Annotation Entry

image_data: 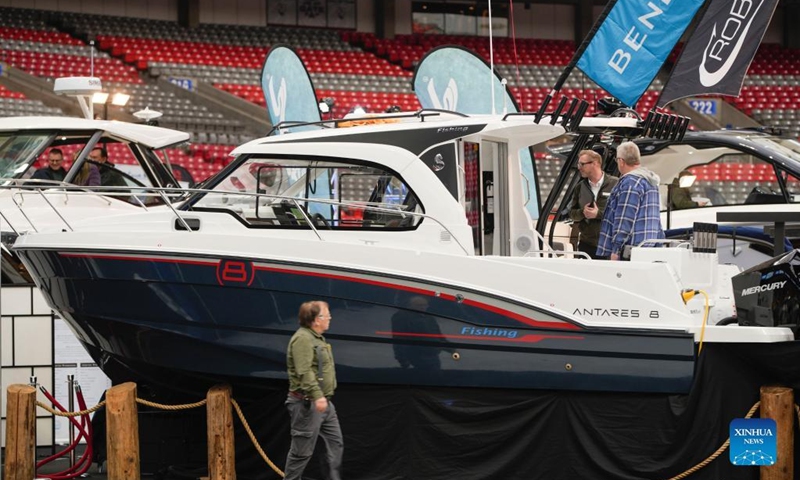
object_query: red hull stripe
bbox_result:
[375,331,584,343]
[60,252,218,267]
[56,252,582,331]
[254,267,581,331]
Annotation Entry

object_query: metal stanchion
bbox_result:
[67,374,76,469]
[29,375,38,463]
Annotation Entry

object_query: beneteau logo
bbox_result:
[216,260,255,286]
[267,75,288,124]
[741,280,786,296]
[426,77,459,111]
[699,0,765,87]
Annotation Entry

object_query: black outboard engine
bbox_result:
[732,250,800,328]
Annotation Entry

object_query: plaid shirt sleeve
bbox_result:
[610,185,642,253]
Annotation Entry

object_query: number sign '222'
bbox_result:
[688,99,718,116]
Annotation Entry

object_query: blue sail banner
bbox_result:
[261,44,321,133]
[575,0,704,107]
[413,46,541,218]
[414,46,517,115]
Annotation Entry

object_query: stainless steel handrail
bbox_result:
[637,239,692,248]
[158,190,192,232]
[1,185,471,255]
[0,210,19,236]
[523,249,591,259]
[35,189,73,232]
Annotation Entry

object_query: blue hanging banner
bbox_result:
[261,44,321,133]
[413,46,541,218]
[575,0,705,107]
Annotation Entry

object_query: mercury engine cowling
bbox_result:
[732,250,800,328]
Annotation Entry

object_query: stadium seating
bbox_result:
[3,5,800,190]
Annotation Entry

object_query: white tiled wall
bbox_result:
[14,316,53,365]
[1,286,33,316]
[1,285,54,448]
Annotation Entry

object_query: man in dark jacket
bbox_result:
[569,150,618,259]
[31,148,67,183]
[88,147,126,187]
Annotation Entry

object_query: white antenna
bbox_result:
[89,40,95,77]
[53,77,102,119]
[488,0,495,115]
[133,106,163,122]
[501,78,508,115]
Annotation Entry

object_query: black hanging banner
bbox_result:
[658,0,780,107]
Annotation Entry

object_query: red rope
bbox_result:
[509,0,523,111]
[36,386,94,479]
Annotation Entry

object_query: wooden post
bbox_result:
[207,384,236,480]
[4,385,36,480]
[761,386,794,480]
[106,382,140,480]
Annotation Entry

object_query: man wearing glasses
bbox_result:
[568,150,618,259]
[31,148,68,183]
[284,300,343,480]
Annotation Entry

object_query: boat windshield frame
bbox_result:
[0,127,187,195]
[0,131,57,182]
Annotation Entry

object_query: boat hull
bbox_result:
[19,248,697,395]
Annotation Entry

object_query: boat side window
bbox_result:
[194,157,422,229]
[93,142,154,188]
[30,137,92,184]
[684,154,783,208]
[779,170,800,203]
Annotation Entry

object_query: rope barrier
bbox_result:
[135,397,207,410]
[665,401,761,480]
[33,387,795,480]
[36,400,106,417]
[231,398,286,478]
[37,393,283,476]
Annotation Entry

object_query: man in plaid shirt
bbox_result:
[596,141,665,260]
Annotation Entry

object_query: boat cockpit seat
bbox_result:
[272,200,301,226]
[273,200,330,228]
[379,193,421,228]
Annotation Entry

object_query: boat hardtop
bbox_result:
[0,116,190,148]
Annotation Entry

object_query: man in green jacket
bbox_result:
[284,300,342,480]
[670,170,707,210]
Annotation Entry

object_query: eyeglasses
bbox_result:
[317,314,332,320]
[578,161,594,167]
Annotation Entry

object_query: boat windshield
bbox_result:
[194,156,422,229]
[750,136,800,164]
[0,132,53,182]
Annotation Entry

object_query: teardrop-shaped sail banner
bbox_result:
[413,46,540,218]
[261,44,322,134]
